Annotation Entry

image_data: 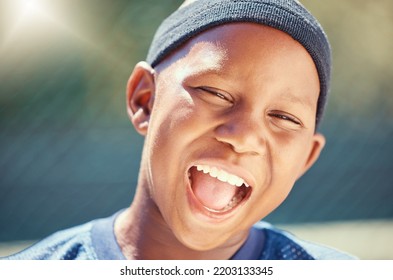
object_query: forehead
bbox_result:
[184,23,305,71]
[157,23,319,96]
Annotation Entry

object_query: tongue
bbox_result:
[190,168,238,210]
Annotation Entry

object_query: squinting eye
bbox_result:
[197,87,234,103]
[272,114,300,124]
[268,111,303,127]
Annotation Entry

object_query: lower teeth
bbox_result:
[223,190,246,211]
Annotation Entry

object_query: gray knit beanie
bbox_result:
[146,0,331,126]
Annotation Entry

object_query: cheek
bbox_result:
[150,98,197,149]
[149,85,220,150]
[270,133,314,183]
[145,91,202,188]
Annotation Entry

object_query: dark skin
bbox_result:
[115,23,325,260]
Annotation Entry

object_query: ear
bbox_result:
[297,133,326,179]
[126,61,155,136]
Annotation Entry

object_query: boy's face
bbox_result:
[128,23,325,251]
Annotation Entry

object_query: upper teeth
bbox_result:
[195,165,250,187]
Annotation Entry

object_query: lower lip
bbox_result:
[185,174,250,223]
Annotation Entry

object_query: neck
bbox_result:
[114,181,248,260]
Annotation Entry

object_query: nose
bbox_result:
[214,112,266,155]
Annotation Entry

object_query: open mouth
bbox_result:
[188,165,252,213]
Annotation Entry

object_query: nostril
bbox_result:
[232,145,260,156]
[215,132,263,156]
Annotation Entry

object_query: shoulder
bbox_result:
[4,222,97,260]
[252,221,356,260]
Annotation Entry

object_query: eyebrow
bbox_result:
[186,67,223,78]
[277,92,316,111]
[179,64,229,86]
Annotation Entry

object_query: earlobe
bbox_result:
[126,61,155,136]
[298,133,326,178]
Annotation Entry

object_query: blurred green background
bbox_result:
[1,0,392,258]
